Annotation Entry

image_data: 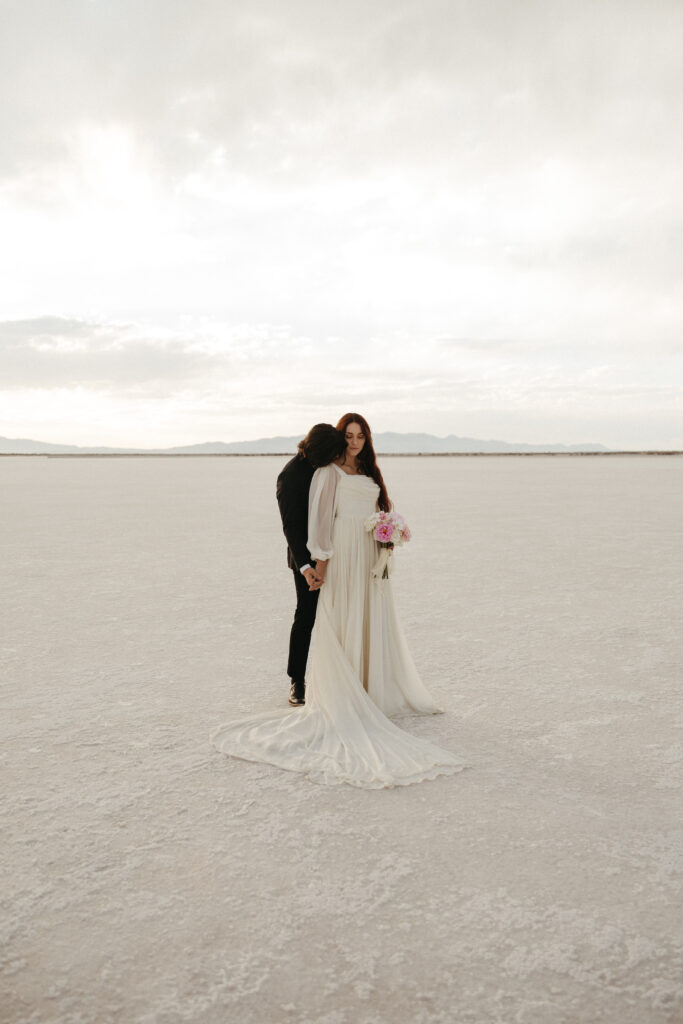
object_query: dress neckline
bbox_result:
[333,464,378,488]
[334,463,364,478]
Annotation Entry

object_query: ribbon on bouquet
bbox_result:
[370,546,394,580]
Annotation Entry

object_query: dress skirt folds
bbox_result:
[210,465,467,788]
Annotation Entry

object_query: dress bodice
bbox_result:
[333,465,380,519]
[307,463,379,561]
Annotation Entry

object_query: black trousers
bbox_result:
[287,568,319,681]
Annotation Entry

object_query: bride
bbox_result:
[211,413,467,789]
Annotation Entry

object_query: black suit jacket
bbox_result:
[276,454,315,571]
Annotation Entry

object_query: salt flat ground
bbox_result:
[1,455,682,1024]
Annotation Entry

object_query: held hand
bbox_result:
[303,567,323,591]
[315,559,328,583]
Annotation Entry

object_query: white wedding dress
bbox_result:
[211,464,467,788]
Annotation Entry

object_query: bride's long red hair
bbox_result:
[336,412,391,512]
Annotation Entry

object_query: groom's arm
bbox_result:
[276,470,312,572]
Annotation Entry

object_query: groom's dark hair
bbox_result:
[297,423,345,468]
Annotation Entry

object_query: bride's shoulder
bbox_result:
[312,463,340,482]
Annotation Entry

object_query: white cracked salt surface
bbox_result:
[1,454,682,1024]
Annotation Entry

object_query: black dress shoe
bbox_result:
[288,679,306,706]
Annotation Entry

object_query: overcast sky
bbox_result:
[1,0,681,447]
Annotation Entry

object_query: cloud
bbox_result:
[0,315,320,389]
[1,1,681,448]
[3,0,681,188]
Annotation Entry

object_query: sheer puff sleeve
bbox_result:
[307,465,338,560]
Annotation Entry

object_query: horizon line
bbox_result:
[3,451,682,459]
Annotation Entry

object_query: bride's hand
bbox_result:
[303,567,322,591]
[315,559,328,583]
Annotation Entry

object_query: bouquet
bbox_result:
[364,510,412,579]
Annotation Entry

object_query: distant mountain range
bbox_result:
[0,433,611,454]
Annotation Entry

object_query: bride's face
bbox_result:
[344,422,366,457]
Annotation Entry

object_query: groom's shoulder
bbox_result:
[278,454,302,480]
[277,454,312,488]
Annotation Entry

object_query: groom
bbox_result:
[276,423,345,706]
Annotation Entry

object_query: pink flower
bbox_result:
[402,525,412,542]
[376,523,395,543]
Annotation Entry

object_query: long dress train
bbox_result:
[210,464,467,788]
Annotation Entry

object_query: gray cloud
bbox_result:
[3,0,681,186]
[0,317,201,387]
[3,1,680,301]
[0,316,316,389]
